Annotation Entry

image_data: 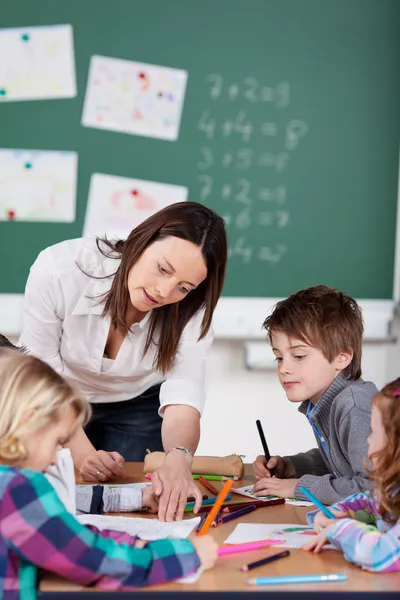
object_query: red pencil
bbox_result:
[198,475,219,496]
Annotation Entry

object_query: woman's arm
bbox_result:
[67,426,125,482]
[152,405,201,522]
[19,248,64,372]
[152,312,213,522]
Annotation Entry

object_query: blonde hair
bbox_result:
[0,349,91,461]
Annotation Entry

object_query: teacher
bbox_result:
[20,201,227,521]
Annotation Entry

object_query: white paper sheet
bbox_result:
[232,485,314,507]
[0,24,76,101]
[0,149,77,222]
[77,514,200,541]
[83,172,187,238]
[81,55,187,140]
[224,523,335,549]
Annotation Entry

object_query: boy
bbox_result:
[0,334,158,514]
[252,285,376,504]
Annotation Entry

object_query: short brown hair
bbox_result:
[263,285,363,380]
[89,201,227,374]
[370,379,400,524]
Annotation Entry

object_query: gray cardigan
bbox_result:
[285,376,377,504]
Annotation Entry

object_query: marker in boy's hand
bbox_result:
[253,455,296,480]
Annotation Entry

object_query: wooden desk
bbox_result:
[40,463,400,593]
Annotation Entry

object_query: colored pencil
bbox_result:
[198,475,219,495]
[198,479,233,536]
[145,473,233,481]
[211,508,223,528]
[247,573,347,586]
[195,512,207,533]
[299,487,335,519]
[188,494,208,502]
[192,474,235,481]
[219,504,257,524]
[218,539,283,556]
[241,550,290,572]
[185,494,231,508]
[222,498,285,511]
[185,497,285,514]
[256,419,275,476]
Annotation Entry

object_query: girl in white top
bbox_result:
[20,201,227,521]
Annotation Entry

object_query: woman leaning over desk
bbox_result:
[20,201,227,521]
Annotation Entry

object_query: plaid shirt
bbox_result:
[307,490,400,572]
[0,466,200,599]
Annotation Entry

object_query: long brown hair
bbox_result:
[95,201,227,373]
[369,378,400,524]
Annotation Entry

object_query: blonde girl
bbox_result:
[0,349,216,597]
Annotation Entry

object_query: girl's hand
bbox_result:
[302,530,331,553]
[152,450,202,522]
[142,486,159,513]
[191,535,218,571]
[79,450,125,482]
[313,508,349,532]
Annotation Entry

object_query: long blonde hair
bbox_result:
[0,349,90,461]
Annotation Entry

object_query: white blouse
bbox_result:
[20,238,213,415]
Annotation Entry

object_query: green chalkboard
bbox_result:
[1,0,400,298]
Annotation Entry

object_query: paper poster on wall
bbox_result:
[83,172,188,238]
[0,24,76,102]
[81,55,188,141]
[0,149,77,222]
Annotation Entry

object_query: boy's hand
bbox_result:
[191,535,218,571]
[313,508,348,532]
[252,477,298,498]
[253,455,296,480]
[142,486,159,513]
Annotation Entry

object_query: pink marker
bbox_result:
[218,539,283,556]
[145,474,152,480]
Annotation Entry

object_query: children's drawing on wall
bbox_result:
[83,173,188,239]
[0,149,77,222]
[81,55,188,140]
[0,24,76,101]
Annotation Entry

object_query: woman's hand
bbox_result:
[79,450,126,482]
[151,450,202,522]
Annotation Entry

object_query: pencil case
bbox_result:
[143,452,244,479]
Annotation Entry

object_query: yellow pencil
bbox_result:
[198,479,233,536]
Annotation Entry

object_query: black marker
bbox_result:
[256,419,275,477]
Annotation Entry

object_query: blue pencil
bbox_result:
[300,487,335,519]
[247,573,347,585]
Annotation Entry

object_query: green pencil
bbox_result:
[192,474,234,481]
